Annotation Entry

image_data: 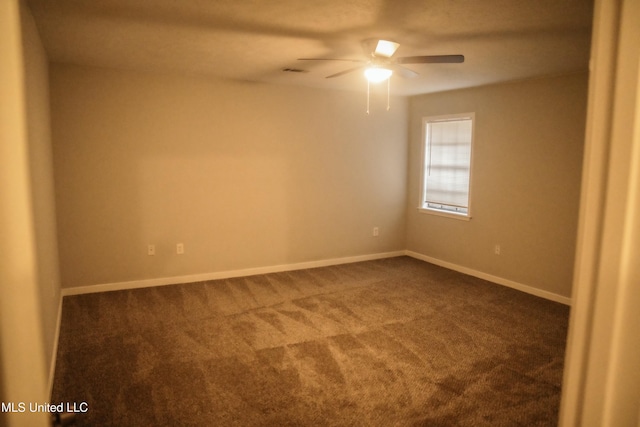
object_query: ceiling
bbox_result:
[27,0,594,96]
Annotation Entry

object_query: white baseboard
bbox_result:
[404,250,572,306]
[60,249,571,306]
[61,251,406,296]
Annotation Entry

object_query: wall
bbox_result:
[560,0,640,423]
[406,74,588,299]
[50,64,408,289]
[0,0,50,424]
[21,1,61,389]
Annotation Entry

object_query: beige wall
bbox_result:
[406,73,588,298]
[0,0,51,424]
[50,65,587,298]
[560,0,640,423]
[21,2,61,387]
[50,64,409,288]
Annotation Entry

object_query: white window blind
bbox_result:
[422,115,473,216]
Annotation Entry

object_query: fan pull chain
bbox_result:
[366,80,370,115]
[366,77,391,114]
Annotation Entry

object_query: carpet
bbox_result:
[51,256,569,426]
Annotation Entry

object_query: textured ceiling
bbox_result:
[27,0,594,96]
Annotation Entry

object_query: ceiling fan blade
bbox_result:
[391,65,419,79]
[396,55,465,64]
[326,66,365,79]
[298,58,364,63]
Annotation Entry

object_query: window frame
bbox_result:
[418,112,475,220]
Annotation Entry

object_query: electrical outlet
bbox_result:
[494,244,501,255]
[373,227,379,237]
[148,244,155,256]
[176,243,184,255]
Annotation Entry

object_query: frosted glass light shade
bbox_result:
[374,40,400,57]
[364,67,392,83]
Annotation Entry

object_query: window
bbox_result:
[419,113,474,219]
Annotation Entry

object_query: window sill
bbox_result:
[417,207,471,221]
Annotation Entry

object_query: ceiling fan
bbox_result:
[298,39,464,82]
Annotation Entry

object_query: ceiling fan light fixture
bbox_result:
[364,67,393,83]
[374,40,400,58]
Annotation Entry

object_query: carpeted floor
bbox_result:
[51,256,570,426]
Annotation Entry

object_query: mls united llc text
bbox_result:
[1,401,88,413]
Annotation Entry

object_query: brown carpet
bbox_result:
[52,256,569,426]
